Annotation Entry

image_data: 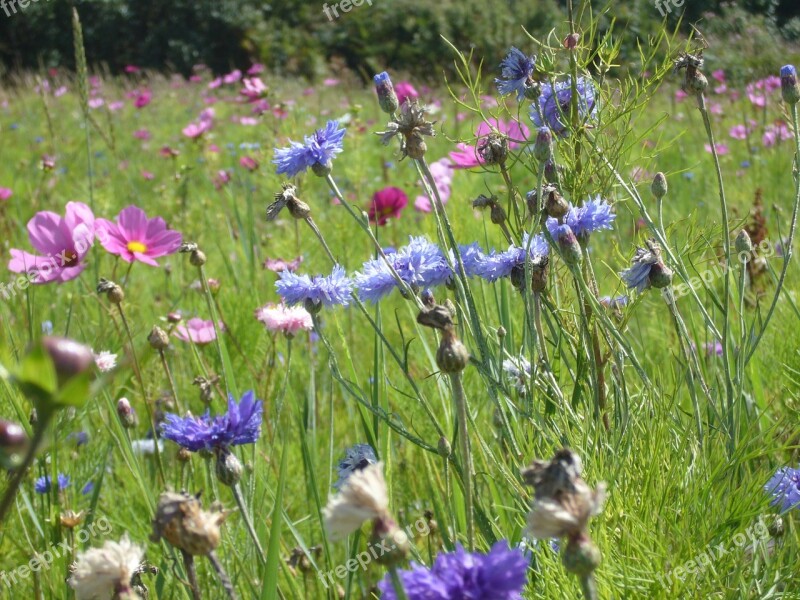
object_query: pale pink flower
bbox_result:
[711,69,726,83]
[729,124,748,140]
[94,351,117,372]
[415,157,453,212]
[255,304,313,337]
[704,143,729,155]
[174,318,221,345]
[0,187,11,201]
[88,98,104,109]
[133,129,151,141]
[323,78,340,87]
[182,120,212,139]
[240,78,267,101]
[223,69,242,85]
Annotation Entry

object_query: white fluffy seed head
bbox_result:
[323,461,389,541]
[68,533,144,600]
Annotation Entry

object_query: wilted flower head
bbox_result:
[161,391,263,452]
[323,461,389,540]
[522,448,606,540]
[674,52,708,96]
[273,120,346,177]
[765,466,800,513]
[151,491,232,556]
[376,100,436,160]
[495,47,537,101]
[334,444,378,490]
[67,534,144,600]
[354,237,451,302]
[255,303,313,336]
[378,541,529,600]
[531,76,597,137]
[276,265,353,311]
[266,183,312,221]
[620,239,673,292]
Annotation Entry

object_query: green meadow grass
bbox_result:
[0,44,799,599]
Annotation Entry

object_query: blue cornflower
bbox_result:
[495,47,536,101]
[451,243,488,278]
[334,444,378,490]
[276,265,353,309]
[68,431,89,447]
[161,391,263,452]
[530,76,597,137]
[273,120,346,177]
[378,541,529,600]
[474,233,548,282]
[81,481,95,496]
[546,196,616,239]
[35,474,70,494]
[765,466,800,513]
[599,295,629,310]
[354,237,452,303]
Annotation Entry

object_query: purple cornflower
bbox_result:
[35,474,70,494]
[474,233,548,282]
[495,47,536,101]
[547,196,616,239]
[765,466,800,513]
[334,443,378,490]
[354,237,452,303]
[530,76,597,137]
[161,391,263,452]
[273,120,346,177]
[378,541,529,600]
[276,265,353,309]
[452,243,488,278]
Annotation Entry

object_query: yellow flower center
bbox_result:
[127,241,147,254]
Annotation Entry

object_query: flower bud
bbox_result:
[288,197,312,220]
[497,326,507,340]
[436,333,470,374]
[437,436,451,458]
[490,202,507,226]
[735,230,753,255]
[373,72,400,115]
[651,172,667,200]
[562,535,601,578]
[544,159,559,183]
[117,398,138,429]
[148,326,170,350]
[781,65,800,105]
[533,127,553,162]
[42,337,94,385]
[555,225,583,267]
[420,288,436,309]
[0,420,28,451]
[215,449,243,487]
[311,160,332,178]
[167,312,183,324]
[177,447,192,463]
[563,33,580,50]
[545,186,569,220]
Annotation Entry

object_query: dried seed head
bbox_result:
[371,514,410,566]
[97,278,125,304]
[150,491,231,556]
[148,326,170,350]
[477,132,508,166]
[436,332,470,373]
[376,100,436,161]
[60,509,87,529]
[544,185,569,220]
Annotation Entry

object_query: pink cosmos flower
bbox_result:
[141,170,155,181]
[255,304,313,337]
[709,103,723,115]
[199,108,215,123]
[395,81,418,106]
[54,86,68,98]
[240,78,267,101]
[263,256,304,273]
[214,170,232,190]
[8,201,95,284]
[711,69,725,83]
[109,101,125,111]
[174,318,221,345]
[675,89,688,102]
[704,143,729,155]
[763,122,794,148]
[449,118,530,169]
[729,124,748,140]
[0,187,12,201]
[714,84,727,95]
[134,90,152,109]
[323,78,340,87]
[368,187,408,226]
[208,77,223,89]
[223,70,242,85]
[629,166,655,183]
[239,156,258,171]
[239,117,258,126]
[415,157,453,212]
[88,98,104,109]
[125,65,141,74]
[133,129,151,141]
[95,205,182,266]
[182,120,212,139]
[247,63,265,75]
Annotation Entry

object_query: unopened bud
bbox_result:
[437,436,451,458]
[651,172,667,200]
[215,449,243,487]
[781,65,800,105]
[735,230,753,255]
[436,333,470,373]
[177,447,192,463]
[545,186,569,220]
[563,33,580,49]
[148,326,170,350]
[555,225,583,266]
[533,127,554,162]
[167,312,183,324]
[490,202,507,225]
[42,337,94,385]
[117,398,137,428]
[648,262,673,289]
[373,72,400,115]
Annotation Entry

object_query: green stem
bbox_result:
[208,551,238,600]
[304,217,338,264]
[579,573,598,600]
[449,371,474,550]
[199,264,233,396]
[388,566,409,600]
[159,349,182,412]
[231,483,267,566]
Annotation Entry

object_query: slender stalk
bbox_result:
[159,349,182,412]
[117,304,166,483]
[579,574,598,600]
[180,550,202,600]
[744,102,800,365]
[199,264,233,396]
[0,410,53,525]
[388,567,409,600]
[304,217,338,264]
[697,92,734,428]
[208,551,238,600]
[449,371,474,550]
[231,483,267,565]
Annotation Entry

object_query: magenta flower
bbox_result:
[368,187,408,226]
[729,124,748,140]
[134,90,152,109]
[174,318,221,345]
[704,142,729,155]
[8,202,95,284]
[133,129,151,141]
[182,120,212,139]
[239,156,258,171]
[0,187,12,201]
[395,81,419,105]
[240,78,267,102]
[95,205,182,266]
[223,69,242,85]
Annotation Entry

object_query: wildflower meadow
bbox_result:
[1,4,800,599]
